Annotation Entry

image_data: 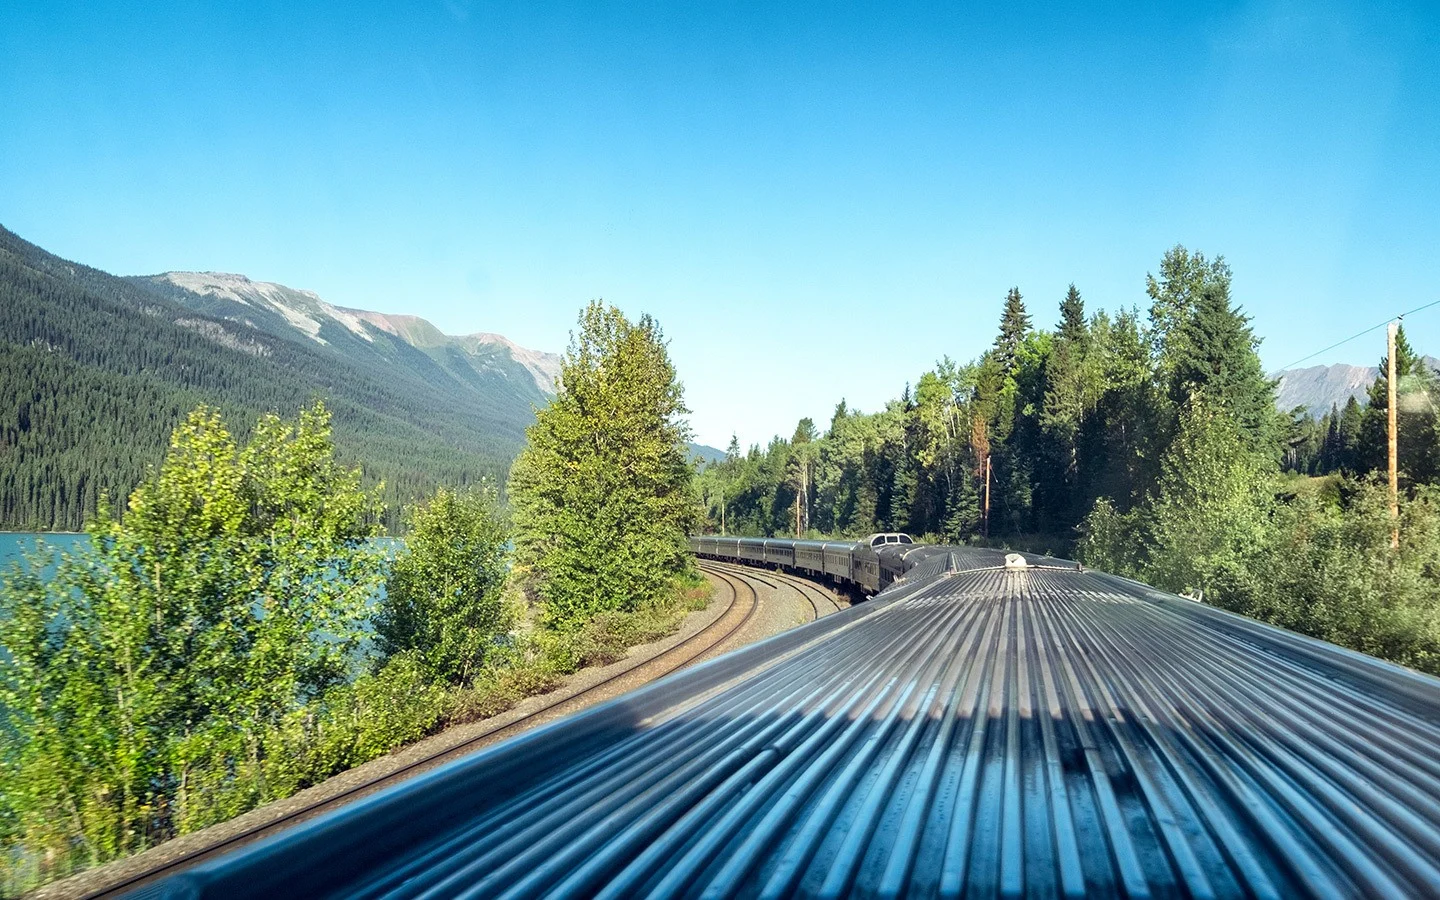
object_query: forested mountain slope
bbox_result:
[0,225,552,530]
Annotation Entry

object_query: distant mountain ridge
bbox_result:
[0,224,555,530]
[1271,357,1440,416]
[140,271,563,399]
[1272,364,1375,415]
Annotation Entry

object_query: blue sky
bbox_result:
[2,1,1437,449]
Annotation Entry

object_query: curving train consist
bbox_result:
[690,532,921,594]
[141,532,1440,898]
[689,532,1075,595]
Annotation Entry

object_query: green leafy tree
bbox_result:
[1141,402,1277,602]
[1146,245,1232,369]
[377,487,511,685]
[0,402,383,881]
[508,302,697,629]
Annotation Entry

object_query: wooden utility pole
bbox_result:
[982,455,992,539]
[720,484,726,536]
[1389,321,1400,549]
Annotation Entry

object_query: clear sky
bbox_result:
[3,1,1437,449]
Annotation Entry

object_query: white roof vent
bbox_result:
[1004,553,1028,570]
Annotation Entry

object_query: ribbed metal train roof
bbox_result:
[147,553,1440,898]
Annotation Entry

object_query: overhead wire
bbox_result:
[1278,298,1440,371]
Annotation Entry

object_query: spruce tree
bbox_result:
[1166,281,1278,456]
[1337,396,1364,472]
[993,287,1031,376]
[1058,283,1088,348]
[1039,286,1090,528]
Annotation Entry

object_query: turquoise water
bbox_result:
[0,533,89,581]
[1,533,402,582]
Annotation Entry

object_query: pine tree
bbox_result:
[993,287,1031,376]
[1166,280,1278,456]
[1337,396,1363,472]
[1057,283,1088,348]
[1320,403,1342,472]
[1038,285,1090,529]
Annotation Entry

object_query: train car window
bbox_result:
[898,535,913,544]
[886,535,899,543]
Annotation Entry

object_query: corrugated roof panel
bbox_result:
[147,560,1440,899]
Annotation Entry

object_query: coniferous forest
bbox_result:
[0,225,540,531]
[698,246,1440,673]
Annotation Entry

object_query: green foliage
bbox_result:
[509,302,698,629]
[1133,401,1277,600]
[1146,245,1232,367]
[1165,280,1280,456]
[0,402,385,885]
[377,487,512,685]
[1247,482,1440,672]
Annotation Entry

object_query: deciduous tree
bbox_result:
[508,302,697,629]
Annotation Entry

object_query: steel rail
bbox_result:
[702,559,845,620]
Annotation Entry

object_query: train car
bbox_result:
[792,540,827,575]
[738,537,766,564]
[852,533,916,593]
[763,539,795,567]
[821,541,855,582]
[691,533,913,596]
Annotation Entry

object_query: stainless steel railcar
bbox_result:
[690,532,916,594]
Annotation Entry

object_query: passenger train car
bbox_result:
[690,532,924,594]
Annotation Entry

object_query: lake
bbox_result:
[1,532,404,587]
[0,533,89,582]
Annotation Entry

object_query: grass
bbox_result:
[440,571,712,728]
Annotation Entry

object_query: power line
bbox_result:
[1279,298,1440,371]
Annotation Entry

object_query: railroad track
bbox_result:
[78,565,764,898]
[703,559,846,621]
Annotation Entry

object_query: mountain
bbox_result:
[135,271,562,401]
[0,225,553,531]
[1273,364,1375,415]
[687,443,727,465]
[1272,357,1440,416]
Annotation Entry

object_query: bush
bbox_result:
[0,402,384,889]
[377,487,511,686]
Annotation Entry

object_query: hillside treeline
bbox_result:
[0,226,528,532]
[700,246,1440,673]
